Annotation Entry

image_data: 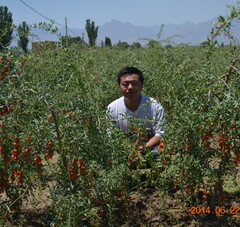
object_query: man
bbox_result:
[107,66,166,159]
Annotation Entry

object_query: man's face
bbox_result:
[119,74,143,100]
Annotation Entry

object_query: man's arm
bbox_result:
[146,136,160,149]
[150,101,166,148]
[140,101,165,150]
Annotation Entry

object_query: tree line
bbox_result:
[4,3,236,52]
[0,6,144,53]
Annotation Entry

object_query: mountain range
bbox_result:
[23,18,240,47]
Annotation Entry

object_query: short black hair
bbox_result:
[116,66,144,85]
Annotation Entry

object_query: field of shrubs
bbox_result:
[0,42,240,226]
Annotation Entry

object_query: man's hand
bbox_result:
[146,136,161,149]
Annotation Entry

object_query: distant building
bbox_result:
[32,41,57,53]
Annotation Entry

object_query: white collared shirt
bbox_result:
[107,95,165,137]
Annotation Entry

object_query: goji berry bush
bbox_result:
[0,43,239,226]
[1,11,240,226]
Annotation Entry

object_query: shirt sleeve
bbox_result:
[106,105,113,120]
[153,103,166,138]
[106,105,114,137]
[106,103,118,124]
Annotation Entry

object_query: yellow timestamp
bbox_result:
[188,206,240,216]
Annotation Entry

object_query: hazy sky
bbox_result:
[1,0,239,29]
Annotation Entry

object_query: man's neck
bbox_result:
[124,95,142,112]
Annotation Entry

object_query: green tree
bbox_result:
[17,21,30,53]
[0,6,13,50]
[85,19,98,47]
[105,37,112,47]
[131,42,141,49]
[116,41,129,49]
[147,40,159,48]
[61,36,86,48]
[200,40,209,47]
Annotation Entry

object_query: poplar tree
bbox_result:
[17,21,30,53]
[0,6,13,50]
[85,19,98,47]
[105,37,112,47]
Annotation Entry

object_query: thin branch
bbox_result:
[24,89,62,149]
[224,57,238,84]
[41,98,62,146]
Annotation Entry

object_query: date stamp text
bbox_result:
[188,206,240,216]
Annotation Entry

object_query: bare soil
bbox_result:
[2,165,240,226]
[3,185,239,227]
